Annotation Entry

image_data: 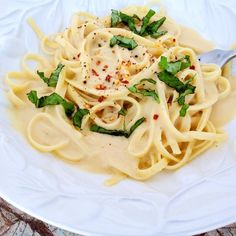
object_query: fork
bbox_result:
[198,49,236,68]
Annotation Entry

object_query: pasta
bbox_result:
[6,6,233,184]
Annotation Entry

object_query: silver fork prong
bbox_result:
[198,49,236,68]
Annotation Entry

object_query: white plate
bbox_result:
[0,0,236,235]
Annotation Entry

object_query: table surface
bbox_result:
[0,197,235,236]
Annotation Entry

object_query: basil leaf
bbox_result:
[90,117,145,138]
[180,55,191,70]
[159,56,191,75]
[27,90,75,117]
[72,108,90,128]
[128,117,145,137]
[140,78,157,84]
[90,124,127,137]
[133,14,141,21]
[37,63,64,87]
[110,36,138,50]
[179,104,189,117]
[128,78,159,102]
[177,89,194,105]
[119,12,138,33]
[111,9,121,27]
[138,89,159,102]
[158,70,186,93]
[146,17,166,34]
[140,9,155,35]
[150,30,167,38]
[118,107,127,116]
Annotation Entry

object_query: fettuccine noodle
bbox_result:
[6,6,233,184]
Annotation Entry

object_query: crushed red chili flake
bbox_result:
[105,75,111,82]
[92,69,99,76]
[96,60,101,66]
[96,84,107,90]
[98,96,105,102]
[102,68,106,72]
[121,79,129,84]
[73,56,76,60]
[190,65,195,70]
[77,53,81,58]
[153,114,159,120]
[104,65,108,69]
[173,38,176,42]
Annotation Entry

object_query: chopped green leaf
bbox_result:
[158,70,186,93]
[138,89,159,102]
[37,63,64,87]
[90,125,127,137]
[146,16,166,35]
[158,56,191,75]
[150,30,167,38]
[119,12,138,33]
[27,90,75,117]
[128,78,159,102]
[90,117,145,138]
[140,78,157,84]
[111,9,121,27]
[179,104,189,117]
[118,107,127,116]
[110,36,138,50]
[140,9,155,35]
[132,14,141,21]
[128,117,145,137]
[72,108,90,128]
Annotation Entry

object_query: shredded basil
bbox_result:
[72,108,90,128]
[158,56,191,75]
[110,35,138,50]
[140,9,155,35]
[110,9,167,38]
[128,78,159,103]
[37,63,64,87]
[90,117,145,138]
[179,104,189,117]
[118,107,127,116]
[27,90,75,117]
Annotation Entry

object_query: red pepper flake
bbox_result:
[105,75,111,82]
[92,69,99,76]
[153,114,159,120]
[173,38,176,42]
[98,96,105,102]
[104,65,108,69]
[102,68,106,72]
[73,56,76,60]
[77,53,81,58]
[121,79,129,84]
[190,65,195,70]
[96,60,101,66]
[96,84,107,90]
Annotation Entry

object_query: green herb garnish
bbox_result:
[158,56,191,75]
[145,17,166,38]
[37,63,64,87]
[128,78,159,102]
[140,9,155,35]
[179,104,189,117]
[72,108,90,128]
[110,35,138,50]
[110,9,167,38]
[118,107,127,116]
[27,90,75,117]
[90,117,145,138]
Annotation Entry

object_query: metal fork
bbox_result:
[198,49,236,68]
